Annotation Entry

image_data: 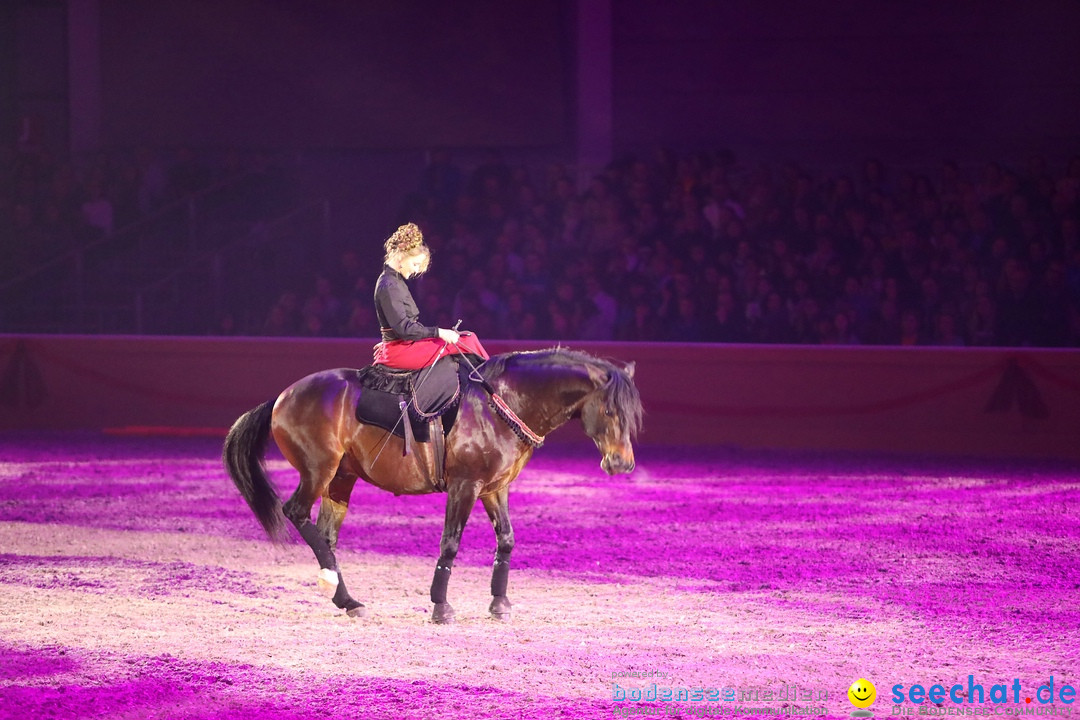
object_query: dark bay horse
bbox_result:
[223,348,642,623]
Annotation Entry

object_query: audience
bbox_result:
[4,140,1079,347]
[0,144,291,280]
[382,149,1080,347]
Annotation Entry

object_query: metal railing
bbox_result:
[133,199,331,334]
[0,169,302,334]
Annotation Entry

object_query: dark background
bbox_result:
[5,1,1078,162]
[2,1,1079,337]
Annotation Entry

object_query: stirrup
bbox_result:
[399,397,414,456]
[430,416,447,492]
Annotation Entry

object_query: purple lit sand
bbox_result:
[0,432,1076,718]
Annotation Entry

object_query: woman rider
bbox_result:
[373,223,489,369]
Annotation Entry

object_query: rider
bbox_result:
[372,223,489,370]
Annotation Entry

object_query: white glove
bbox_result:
[438,328,460,344]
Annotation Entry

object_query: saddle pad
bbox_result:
[353,358,462,441]
[354,385,431,441]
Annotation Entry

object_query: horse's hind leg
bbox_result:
[316,473,357,553]
[314,473,361,608]
[281,465,365,618]
[481,488,514,621]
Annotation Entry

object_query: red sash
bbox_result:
[373,332,490,370]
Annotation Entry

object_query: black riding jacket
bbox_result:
[373,265,439,342]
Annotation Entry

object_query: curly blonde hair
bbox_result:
[383,223,430,273]
[384,225,425,259]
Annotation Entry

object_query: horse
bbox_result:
[222,348,642,623]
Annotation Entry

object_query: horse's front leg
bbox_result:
[481,488,514,620]
[430,481,480,624]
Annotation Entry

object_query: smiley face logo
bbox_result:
[848,678,877,708]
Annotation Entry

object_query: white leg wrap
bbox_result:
[318,568,339,587]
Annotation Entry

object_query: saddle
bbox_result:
[352,357,465,492]
[351,353,544,492]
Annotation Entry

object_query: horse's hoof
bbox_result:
[431,602,456,624]
[317,568,339,597]
[345,602,366,618]
[489,596,512,621]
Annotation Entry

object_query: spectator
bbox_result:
[898,309,924,346]
[262,301,295,336]
[33,143,1071,346]
[80,178,114,239]
[579,275,617,340]
[933,309,966,346]
[710,290,749,343]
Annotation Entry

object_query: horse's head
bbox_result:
[580,361,642,475]
[480,350,643,474]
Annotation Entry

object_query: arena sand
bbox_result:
[0,432,1077,719]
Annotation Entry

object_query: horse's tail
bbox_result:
[222,400,290,543]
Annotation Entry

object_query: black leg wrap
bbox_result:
[430,564,452,604]
[296,520,336,569]
[491,558,510,597]
[332,576,356,609]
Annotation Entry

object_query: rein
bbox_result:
[454,351,545,448]
[490,394,545,448]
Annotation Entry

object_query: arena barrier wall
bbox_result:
[2,335,1079,461]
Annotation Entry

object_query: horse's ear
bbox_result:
[586,364,609,387]
[624,362,636,380]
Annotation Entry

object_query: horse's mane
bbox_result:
[479,348,643,437]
